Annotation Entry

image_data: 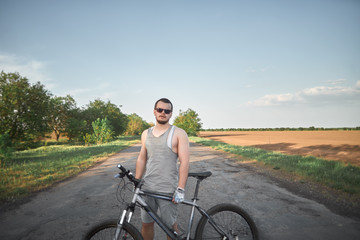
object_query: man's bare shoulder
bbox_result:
[174,126,189,139]
[141,128,149,141]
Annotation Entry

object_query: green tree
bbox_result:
[125,113,151,135]
[0,71,51,144]
[48,95,77,141]
[65,108,87,141]
[0,133,13,162]
[82,99,128,136]
[91,118,114,144]
[173,108,202,136]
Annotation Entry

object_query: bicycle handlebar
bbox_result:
[115,164,141,187]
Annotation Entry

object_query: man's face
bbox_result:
[154,101,172,125]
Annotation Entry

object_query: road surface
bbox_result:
[0,143,359,239]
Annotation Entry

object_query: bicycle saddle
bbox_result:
[188,171,212,180]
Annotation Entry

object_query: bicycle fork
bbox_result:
[114,188,139,240]
[114,209,126,240]
[114,204,135,240]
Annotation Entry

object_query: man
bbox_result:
[135,98,190,240]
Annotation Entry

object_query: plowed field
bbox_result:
[199,131,360,166]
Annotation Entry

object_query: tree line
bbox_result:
[203,127,360,131]
[0,71,202,155]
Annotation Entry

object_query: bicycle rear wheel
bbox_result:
[84,219,143,240]
[195,203,258,240]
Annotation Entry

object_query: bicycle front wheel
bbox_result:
[195,203,258,240]
[84,220,143,240]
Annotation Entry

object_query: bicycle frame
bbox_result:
[115,180,230,240]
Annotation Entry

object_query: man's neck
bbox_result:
[154,122,171,131]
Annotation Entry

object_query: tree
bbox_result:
[0,133,13,162]
[91,118,114,144]
[82,99,128,136]
[125,113,151,135]
[48,95,77,141]
[173,108,202,136]
[0,71,51,143]
[64,108,87,141]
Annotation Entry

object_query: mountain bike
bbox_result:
[84,164,259,240]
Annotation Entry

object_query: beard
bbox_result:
[156,117,169,125]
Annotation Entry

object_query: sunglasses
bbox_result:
[156,108,172,114]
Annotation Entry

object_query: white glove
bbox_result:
[173,187,185,203]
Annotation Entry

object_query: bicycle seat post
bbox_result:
[192,179,202,201]
[188,171,212,201]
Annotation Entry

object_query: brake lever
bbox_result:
[114,172,127,179]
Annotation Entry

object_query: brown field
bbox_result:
[199,131,360,166]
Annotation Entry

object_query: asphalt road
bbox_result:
[0,143,359,240]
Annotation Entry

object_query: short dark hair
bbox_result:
[154,98,173,111]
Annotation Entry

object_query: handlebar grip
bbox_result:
[117,164,126,172]
[116,164,141,187]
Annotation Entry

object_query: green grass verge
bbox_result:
[190,136,360,195]
[0,136,140,202]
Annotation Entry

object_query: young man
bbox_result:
[135,98,190,240]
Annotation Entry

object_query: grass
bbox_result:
[190,136,360,195]
[2,135,358,203]
[0,136,140,202]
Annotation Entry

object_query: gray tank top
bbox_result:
[143,125,178,193]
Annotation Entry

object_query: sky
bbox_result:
[1,0,359,129]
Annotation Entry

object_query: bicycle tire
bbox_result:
[195,203,258,240]
[84,219,143,240]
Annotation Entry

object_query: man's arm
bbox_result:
[176,129,190,189]
[135,130,148,179]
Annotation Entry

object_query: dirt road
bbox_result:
[1,143,359,239]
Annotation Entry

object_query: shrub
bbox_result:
[83,133,94,146]
[173,108,202,136]
[91,118,114,144]
[0,133,14,162]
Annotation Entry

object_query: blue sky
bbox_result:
[1,0,359,129]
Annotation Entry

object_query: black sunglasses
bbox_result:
[156,108,172,114]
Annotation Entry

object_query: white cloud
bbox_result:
[65,82,119,107]
[302,85,358,96]
[0,54,55,89]
[247,82,360,106]
[247,92,303,106]
[356,80,360,89]
[323,78,346,85]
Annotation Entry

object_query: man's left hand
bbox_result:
[173,187,185,203]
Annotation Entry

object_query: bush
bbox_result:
[83,133,94,146]
[173,108,202,136]
[0,133,14,161]
[125,113,151,136]
[91,118,114,144]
